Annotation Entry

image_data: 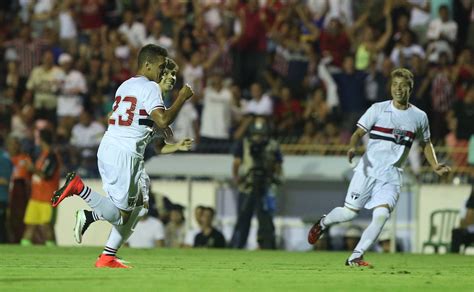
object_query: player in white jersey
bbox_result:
[51,45,194,268]
[307,68,451,267]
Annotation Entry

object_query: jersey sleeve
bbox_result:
[417,112,431,142]
[357,104,378,132]
[142,82,165,114]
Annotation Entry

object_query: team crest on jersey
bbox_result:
[393,129,408,144]
[351,192,360,200]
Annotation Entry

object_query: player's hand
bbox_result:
[179,84,194,100]
[347,147,356,164]
[177,138,194,152]
[433,163,451,176]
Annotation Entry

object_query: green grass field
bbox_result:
[0,245,473,292]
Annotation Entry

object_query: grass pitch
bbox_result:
[0,245,473,292]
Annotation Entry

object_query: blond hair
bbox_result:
[391,68,414,91]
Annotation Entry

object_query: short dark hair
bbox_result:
[39,129,54,145]
[137,44,168,69]
[204,207,215,218]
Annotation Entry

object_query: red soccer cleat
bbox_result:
[51,172,84,207]
[345,256,372,267]
[95,254,131,268]
[307,215,326,245]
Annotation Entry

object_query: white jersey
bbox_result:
[102,76,165,157]
[355,101,430,186]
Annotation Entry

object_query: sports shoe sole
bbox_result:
[51,172,78,207]
[74,210,86,244]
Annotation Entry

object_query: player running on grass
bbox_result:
[307,68,451,267]
[52,44,193,268]
[72,58,191,246]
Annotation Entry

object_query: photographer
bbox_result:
[230,116,283,249]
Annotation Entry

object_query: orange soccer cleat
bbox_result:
[345,256,372,267]
[95,254,131,268]
[51,172,84,207]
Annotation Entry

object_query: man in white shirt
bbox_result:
[127,215,165,248]
[118,10,146,48]
[308,68,451,267]
[57,53,87,120]
[426,5,458,43]
[198,73,234,153]
[242,82,273,116]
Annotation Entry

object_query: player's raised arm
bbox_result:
[420,139,451,176]
[149,84,194,128]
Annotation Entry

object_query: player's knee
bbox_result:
[341,207,358,221]
[373,207,390,223]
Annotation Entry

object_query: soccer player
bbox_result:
[51,44,194,268]
[307,68,451,266]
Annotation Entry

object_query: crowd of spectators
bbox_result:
[0,0,472,179]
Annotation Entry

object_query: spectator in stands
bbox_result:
[6,136,32,243]
[78,0,105,33]
[69,111,105,176]
[126,214,165,248]
[10,105,35,144]
[446,85,474,167]
[144,20,174,56]
[4,24,48,92]
[331,54,368,135]
[319,17,351,68]
[165,204,186,248]
[450,187,474,253]
[57,0,78,53]
[21,129,60,246]
[118,10,147,49]
[303,88,330,128]
[0,136,13,243]
[194,207,226,248]
[429,52,454,141]
[232,0,268,88]
[242,82,273,116]
[427,5,458,44]
[390,31,425,68]
[274,87,303,138]
[25,50,64,123]
[184,205,205,248]
[57,53,88,129]
[197,73,234,153]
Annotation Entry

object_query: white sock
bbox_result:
[321,207,358,229]
[102,205,146,255]
[349,207,390,260]
[78,186,123,225]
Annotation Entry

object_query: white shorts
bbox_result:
[97,141,150,211]
[344,171,400,211]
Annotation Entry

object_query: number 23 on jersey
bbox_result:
[108,96,137,126]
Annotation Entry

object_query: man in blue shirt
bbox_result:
[0,136,13,243]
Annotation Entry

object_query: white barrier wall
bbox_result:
[416,184,472,253]
[55,179,217,246]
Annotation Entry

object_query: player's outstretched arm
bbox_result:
[421,140,451,176]
[347,127,367,164]
[150,84,194,128]
[156,138,194,154]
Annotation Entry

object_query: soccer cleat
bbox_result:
[307,215,326,245]
[51,172,84,207]
[345,256,372,267]
[74,210,94,244]
[95,254,131,268]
